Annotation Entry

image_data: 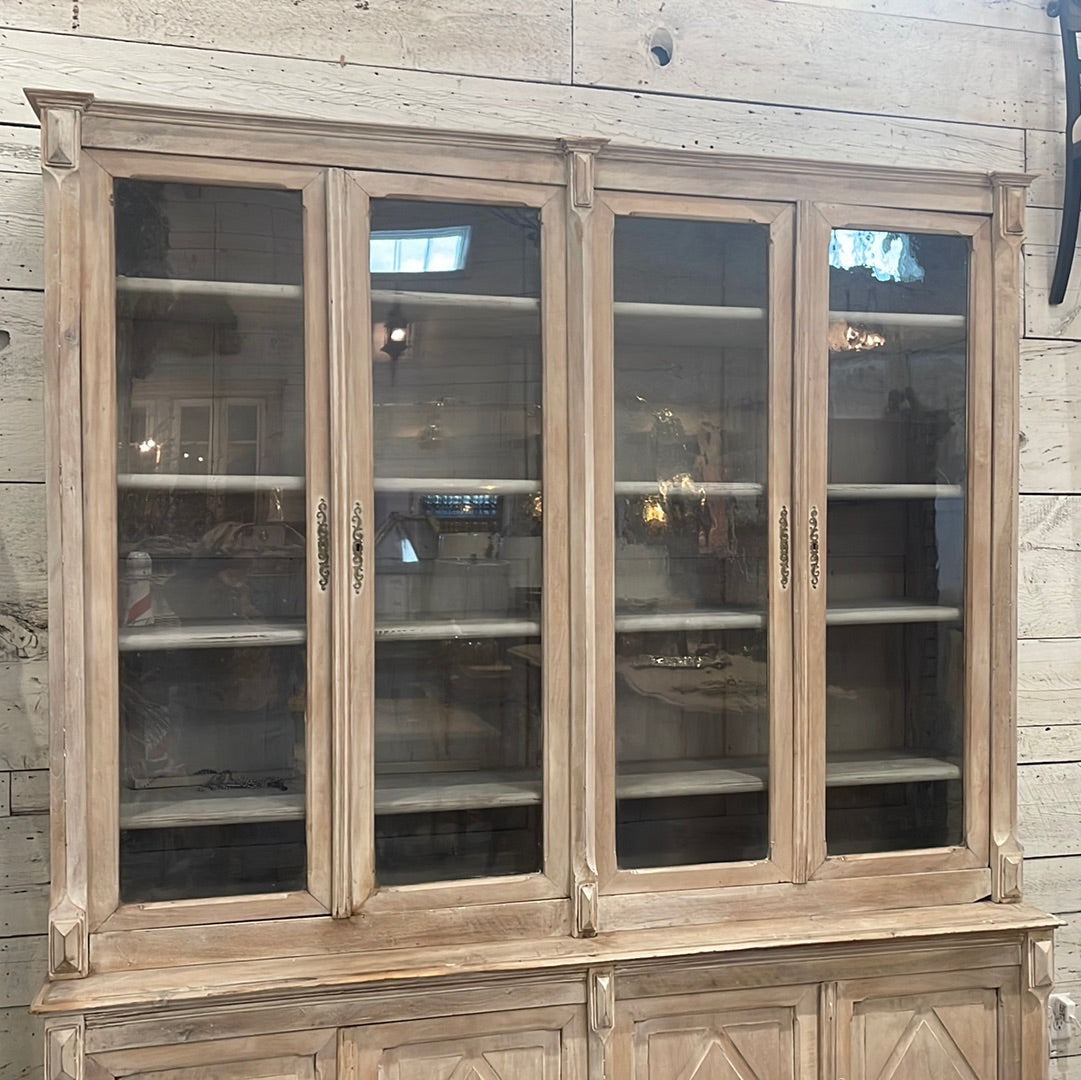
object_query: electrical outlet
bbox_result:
[1050,993,1078,1046]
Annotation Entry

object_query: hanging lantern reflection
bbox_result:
[380,302,412,371]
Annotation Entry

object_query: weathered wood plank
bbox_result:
[0,29,1026,172]
[572,0,1060,130]
[0,483,47,631]
[0,814,48,888]
[0,1004,42,1080]
[1026,854,1081,913]
[1020,339,1081,493]
[1028,128,1063,210]
[1020,639,1081,729]
[1019,496,1081,639]
[9,771,45,815]
[0,173,41,290]
[0,288,44,483]
[0,0,573,85]
[770,0,1053,35]
[1051,1055,1081,1079]
[0,884,47,937]
[0,661,48,771]
[0,936,46,1009]
[0,124,37,175]
[0,771,8,815]
[1020,725,1081,764]
[1020,762,1081,858]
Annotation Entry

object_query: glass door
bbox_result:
[805,208,992,877]
[594,193,795,891]
[345,173,569,908]
[85,160,333,922]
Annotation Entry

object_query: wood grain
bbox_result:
[1019,496,1081,638]
[572,0,1060,129]
[0,660,48,770]
[1021,338,1081,494]
[0,1004,43,1080]
[9,771,46,815]
[0,483,47,628]
[0,814,48,888]
[0,31,1026,172]
[0,884,48,936]
[768,0,1054,34]
[0,0,573,84]
[0,935,46,1008]
[1019,762,1081,857]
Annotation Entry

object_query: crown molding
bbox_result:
[25,88,95,118]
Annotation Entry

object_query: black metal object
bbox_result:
[1048,0,1081,304]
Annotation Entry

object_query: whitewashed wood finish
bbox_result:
[572,0,1060,130]
[1020,762,1081,857]
[0,814,48,888]
[1020,725,1081,764]
[0,661,47,770]
[0,172,40,289]
[0,288,43,483]
[0,483,47,628]
[769,0,1054,34]
[0,884,48,937]
[0,33,1025,172]
[1028,129,1063,210]
[10,770,46,815]
[0,1,573,84]
[1021,339,1081,494]
[0,934,46,1008]
[1019,496,1081,638]
[0,1004,43,1080]
[1027,854,1081,914]
[0,123,39,174]
[1016,636,1079,728]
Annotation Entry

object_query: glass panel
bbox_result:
[371,199,543,885]
[612,215,771,869]
[115,180,307,902]
[826,229,968,855]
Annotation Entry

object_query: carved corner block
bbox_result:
[40,106,84,173]
[49,910,88,978]
[991,177,1027,242]
[575,880,599,938]
[45,1021,83,1080]
[589,967,615,1037]
[561,138,608,210]
[993,845,1024,903]
[1026,933,1055,993]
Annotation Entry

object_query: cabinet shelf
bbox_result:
[826,483,963,500]
[615,609,766,632]
[376,617,542,641]
[118,620,307,652]
[118,473,306,493]
[119,750,961,830]
[614,481,763,497]
[825,601,961,626]
[375,477,541,495]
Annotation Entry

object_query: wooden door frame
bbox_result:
[799,205,993,883]
[76,150,334,935]
[339,169,573,918]
[588,190,796,897]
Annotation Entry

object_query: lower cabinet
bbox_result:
[612,986,819,1079]
[341,1007,587,1080]
[834,968,1017,1080]
[69,936,1049,1080]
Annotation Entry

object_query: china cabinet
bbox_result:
[29,87,1057,1079]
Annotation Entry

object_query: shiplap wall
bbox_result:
[0,1,1075,1075]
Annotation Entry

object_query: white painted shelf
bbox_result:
[119,750,960,829]
[826,483,963,500]
[375,477,541,495]
[614,481,763,497]
[825,601,962,626]
[372,289,538,313]
[615,609,766,633]
[118,620,307,653]
[118,473,305,493]
[375,618,542,641]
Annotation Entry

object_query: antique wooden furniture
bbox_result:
[29,87,1058,1079]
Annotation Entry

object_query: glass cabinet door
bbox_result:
[111,174,326,906]
[356,178,566,895]
[815,215,989,866]
[596,195,793,885]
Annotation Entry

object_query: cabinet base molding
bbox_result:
[36,906,1059,1080]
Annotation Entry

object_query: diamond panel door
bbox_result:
[836,970,1016,1080]
[344,1008,585,1079]
[612,987,818,1079]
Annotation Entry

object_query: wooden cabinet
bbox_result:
[834,970,1016,1080]
[612,987,818,1079]
[343,1008,585,1079]
[27,90,1056,1079]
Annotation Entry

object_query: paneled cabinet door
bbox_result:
[85,1031,337,1080]
[834,968,1018,1080]
[611,986,818,1079]
[342,1007,586,1079]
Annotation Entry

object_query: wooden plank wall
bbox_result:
[0,1,1074,1074]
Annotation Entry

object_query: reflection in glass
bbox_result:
[115,181,308,901]
[826,229,968,855]
[371,199,544,885]
[613,216,771,869]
